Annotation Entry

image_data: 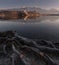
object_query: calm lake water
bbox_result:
[0,16,59,42]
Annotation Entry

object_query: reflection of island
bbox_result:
[37,16,59,21]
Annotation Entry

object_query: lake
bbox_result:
[0,16,59,42]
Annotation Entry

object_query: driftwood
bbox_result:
[0,31,59,65]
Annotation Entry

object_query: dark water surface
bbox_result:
[0,16,59,42]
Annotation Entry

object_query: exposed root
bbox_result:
[0,31,59,65]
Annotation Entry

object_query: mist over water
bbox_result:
[0,16,59,42]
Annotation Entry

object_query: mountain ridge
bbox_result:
[1,7,59,14]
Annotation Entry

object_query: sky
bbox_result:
[0,0,59,9]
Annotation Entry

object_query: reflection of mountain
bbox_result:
[37,16,59,22]
[1,16,59,22]
[26,16,59,22]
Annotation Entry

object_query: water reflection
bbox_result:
[0,16,59,42]
[0,16,59,22]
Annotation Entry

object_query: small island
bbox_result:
[0,7,59,20]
